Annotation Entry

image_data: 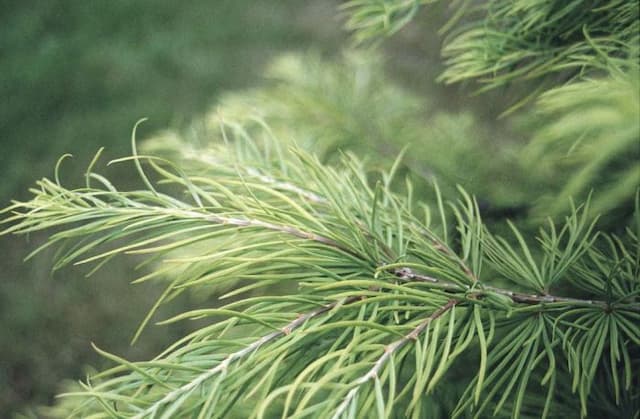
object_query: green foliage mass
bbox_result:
[3,124,639,418]
[345,0,639,91]
[346,0,640,220]
[526,63,640,218]
[2,1,640,418]
[147,51,528,209]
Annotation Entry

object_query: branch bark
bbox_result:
[179,207,634,310]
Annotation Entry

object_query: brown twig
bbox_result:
[178,208,630,310]
[394,266,612,308]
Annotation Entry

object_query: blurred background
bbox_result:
[0,1,519,416]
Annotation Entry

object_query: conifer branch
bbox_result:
[194,211,354,256]
[332,299,457,418]
[244,168,327,204]
[169,170,634,311]
[394,267,622,309]
[187,209,630,310]
[132,295,361,419]
[3,120,638,417]
[3,1,640,417]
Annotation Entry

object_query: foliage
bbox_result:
[3,122,640,417]
[344,0,639,92]
[3,1,640,418]
[344,0,640,219]
[525,63,640,218]
[147,51,528,210]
